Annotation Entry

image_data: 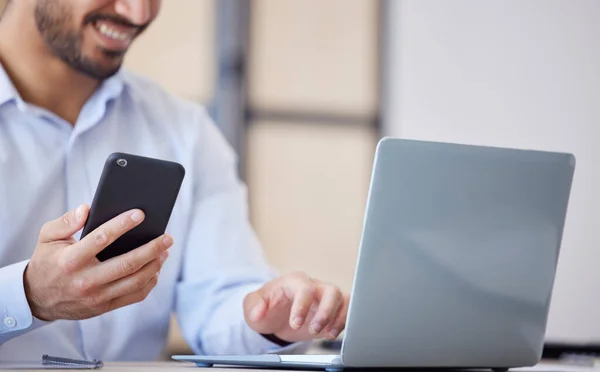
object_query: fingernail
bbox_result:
[251,304,263,322]
[329,329,340,339]
[131,210,144,222]
[160,251,168,264]
[76,205,86,222]
[162,234,173,246]
[291,316,304,329]
[309,322,323,335]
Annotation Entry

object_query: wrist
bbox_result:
[23,264,52,321]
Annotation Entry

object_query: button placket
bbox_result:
[3,309,16,329]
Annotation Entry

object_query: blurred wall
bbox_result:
[384,0,600,343]
[246,0,379,293]
[124,0,214,102]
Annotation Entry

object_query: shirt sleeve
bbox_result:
[0,260,51,345]
[175,108,309,355]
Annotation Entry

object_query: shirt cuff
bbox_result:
[260,333,293,347]
[0,260,51,343]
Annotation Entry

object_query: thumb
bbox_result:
[39,204,89,243]
[244,287,291,334]
[243,290,268,325]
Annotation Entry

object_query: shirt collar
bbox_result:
[0,61,127,111]
[72,70,126,136]
[0,62,19,107]
[97,69,126,103]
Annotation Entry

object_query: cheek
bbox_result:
[88,0,118,8]
[71,0,115,15]
[150,0,162,20]
[68,0,113,29]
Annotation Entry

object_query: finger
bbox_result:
[66,209,145,268]
[39,204,89,243]
[323,294,350,340]
[84,233,172,285]
[107,272,159,312]
[98,253,166,303]
[308,285,343,336]
[289,282,317,330]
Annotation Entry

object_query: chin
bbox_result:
[98,65,123,79]
[88,54,125,78]
[76,59,123,80]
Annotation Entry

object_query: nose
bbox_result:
[114,0,153,26]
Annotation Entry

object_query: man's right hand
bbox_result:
[24,204,172,321]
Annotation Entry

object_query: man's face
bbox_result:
[34,0,161,80]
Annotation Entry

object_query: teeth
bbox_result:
[97,23,129,41]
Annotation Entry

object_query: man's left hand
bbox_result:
[243,272,349,343]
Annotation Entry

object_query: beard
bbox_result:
[33,0,134,80]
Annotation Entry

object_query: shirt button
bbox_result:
[4,316,17,328]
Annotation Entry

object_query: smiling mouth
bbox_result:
[91,20,136,44]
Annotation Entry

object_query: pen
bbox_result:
[42,354,104,368]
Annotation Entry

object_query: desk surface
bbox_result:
[4,361,598,372]
[2,361,279,372]
[1,361,199,372]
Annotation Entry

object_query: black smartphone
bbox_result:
[81,152,185,262]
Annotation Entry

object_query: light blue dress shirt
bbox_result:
[0,63,290,361]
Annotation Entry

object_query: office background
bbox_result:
[1,0,599,357]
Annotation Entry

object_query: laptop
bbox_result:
[173,138,576,371]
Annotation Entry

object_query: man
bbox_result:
[0,0,349,361]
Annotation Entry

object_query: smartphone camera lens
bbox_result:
[117,159,128,167]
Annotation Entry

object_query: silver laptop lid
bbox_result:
[341,138,575,368]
